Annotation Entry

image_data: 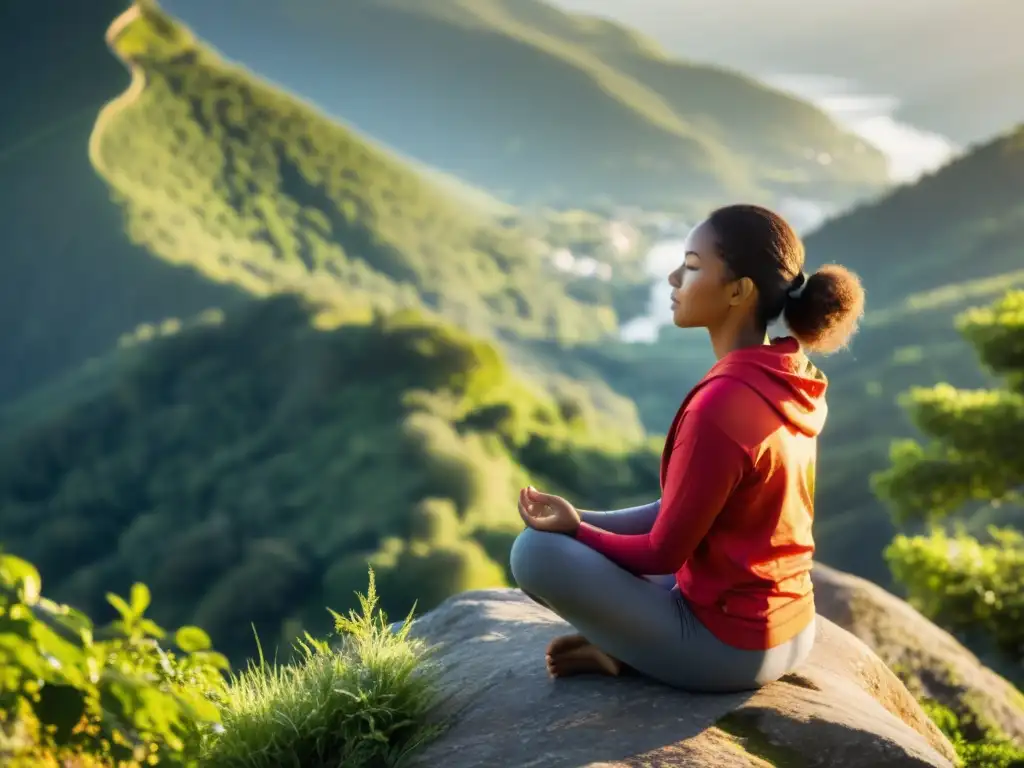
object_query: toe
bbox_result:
[546,633,588,656]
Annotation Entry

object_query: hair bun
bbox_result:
[783,264,865,354]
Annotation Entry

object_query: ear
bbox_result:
[728,276,757,307]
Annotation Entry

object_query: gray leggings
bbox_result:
[509,500,816,693]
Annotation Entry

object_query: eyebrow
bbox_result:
[685,251,701,258]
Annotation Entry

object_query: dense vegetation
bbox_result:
[0,0,656,413]
[102,1,668,437]
[158,0,889,212]
[871,289,1024,763]
[0,551,226,766]
[94,1,630,343]
[1,554,441,767]
[0,294,659,663]
[0,0,247,405]
[874,290,1024,658]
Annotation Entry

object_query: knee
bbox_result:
[509,527,566,596]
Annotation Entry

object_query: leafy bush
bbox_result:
[874,291,1024,664]
[0,295,659,664]
[921,699,1024,768]
[886,527,1024,659]
[2,552,445,768]
[0,551,228,766]
[874,290,1024,757]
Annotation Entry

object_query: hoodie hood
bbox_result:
[704,337,828,437]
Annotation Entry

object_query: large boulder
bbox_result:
[812,561,1024,743]
[407,588,957,767]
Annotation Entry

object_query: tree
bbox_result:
[873,289,1024,661]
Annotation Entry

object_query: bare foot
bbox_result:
[545,633,588,676]
[546,633,589,658]
[547,640,623,679]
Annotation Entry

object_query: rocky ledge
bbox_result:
[404,588,957,767]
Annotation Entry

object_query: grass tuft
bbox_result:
[202,569,445,768]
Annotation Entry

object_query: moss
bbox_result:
[715,710,808,768]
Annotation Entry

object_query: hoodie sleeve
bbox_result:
[575,408,749,574]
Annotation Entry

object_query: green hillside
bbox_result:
[93,1,624,340]
[804,126,1024,306]
[0,294,660,663]
[0,0,248,405]
[0,0,657,415]
[0,0,659,668]
[158,0,889,212]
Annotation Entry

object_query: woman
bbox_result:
[509,204,865,693]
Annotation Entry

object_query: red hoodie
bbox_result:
[575,337,826,651]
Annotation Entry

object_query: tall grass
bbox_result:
[202,570,445,768]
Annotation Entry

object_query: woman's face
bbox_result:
[667,219,739,329]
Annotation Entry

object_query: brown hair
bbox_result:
[707,204,865,354]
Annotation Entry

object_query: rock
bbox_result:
[406,588,957,767]
[812,561,1024,743]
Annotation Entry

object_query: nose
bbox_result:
[668,267,681,288]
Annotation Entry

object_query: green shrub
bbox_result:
[921,699,1024,768]
[0,551,228,766]
[875,291,1024,663]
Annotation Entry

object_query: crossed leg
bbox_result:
[510,527,816,692]
[546,499,663,677]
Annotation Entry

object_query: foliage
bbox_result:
[1,0,652,410]
[2,554,446,768]
[921,699,1024,768]
[0,295,659,664]
[0,0,247,406]
[203,568,443,768]
[92,1,621,347]
[874,290,1024,664]
[886,528,1024,661]
[0,551,228,766]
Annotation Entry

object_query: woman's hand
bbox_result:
[518,486,581,535]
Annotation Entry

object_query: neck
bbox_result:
[708,322,769,361]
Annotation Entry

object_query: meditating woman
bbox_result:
[510,204,865,693]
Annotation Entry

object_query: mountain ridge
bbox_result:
[158,0,889,211]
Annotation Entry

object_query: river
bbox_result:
[619,74,960,343]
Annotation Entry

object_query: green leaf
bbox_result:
[174,688,221,723]
[54,606,95,644]
[174,626,212,653]
[1,555,42,605]
[138,618,166,639]
[130,583,151,616]
[106,592,134,622]
[193,650,231,671]
[28,622,88,686]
